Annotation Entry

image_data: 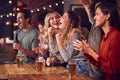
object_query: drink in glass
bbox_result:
[36,61,43,72]
[68,60,77,79]
[16,54,24,71]
[35,56,44,72]
[50,54,55,62]
[50,53,56,71]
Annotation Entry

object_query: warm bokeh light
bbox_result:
[13,7,17,12]
[62,1,64,4]
[49,5,52,8]
[7,15,9,17]
[31,10,34,13]
[0,15,3,18]
[17,8,20,11]
[13,13,16,17]
[9,0,12,4]
[56,3,58,6]
[43,7,46,10]
[9,13,13,16]
[13,30,16,34]
[6,37,10,42]
[13,22,18,27]
[37,9,40,12]
[6,21,11,25]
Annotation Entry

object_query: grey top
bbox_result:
[50,32,87,63]
[88,24,102,52]
[14,28,39,63]
[88,15,102,52]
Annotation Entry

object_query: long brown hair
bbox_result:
[62,11,81,45]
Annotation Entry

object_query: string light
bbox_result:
[9,0,12,4]
[0,0,64,19]
[31,10,34,13]
[62,1,64,4]
[13,13,15,17]
[55,3,58,6]
[7,15,9,18]
[49,5,52,8]
[16,8,20,11]
[0,15,3,18]
[9,13,13,16]
[37,8,40,12]
[6,21,11,25]
[43,6,46,10]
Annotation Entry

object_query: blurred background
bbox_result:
[0,0,120,40]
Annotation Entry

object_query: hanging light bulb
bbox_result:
[43,7,46,10]
[6,21,11,25]
[37,8,40,12]
[0,15,3,18]
[17,8,20,11]
[9,13,13,16]
[55,3,58,6]
[9,0,12,4]
[62,1,64,4]
[31,10,34,13]
[7,15,9,18]
[49,5,52,8]
[13,13,15,17]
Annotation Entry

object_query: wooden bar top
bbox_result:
[0,64,93,80]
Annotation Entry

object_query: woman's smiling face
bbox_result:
[59,12,70,29]
[49,12,60,29]
[94,7,109,28]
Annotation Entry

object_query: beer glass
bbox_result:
[16,53,24,71]
[35,56,44,72]
[68,59,77,79]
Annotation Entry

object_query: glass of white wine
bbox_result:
[49,50,56,71]
[16,53,24,71]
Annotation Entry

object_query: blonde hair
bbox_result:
[43,11,61,44]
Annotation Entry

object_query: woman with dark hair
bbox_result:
[73,2,120,80]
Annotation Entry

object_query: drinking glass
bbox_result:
[68,59,77,80]
[49,50,56,71]
[16,53,24,71]
[35,56,45,72]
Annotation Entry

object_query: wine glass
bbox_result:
[16,53,24,71]
[49,49,56,71]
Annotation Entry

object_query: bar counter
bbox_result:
[0,64,93,80]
